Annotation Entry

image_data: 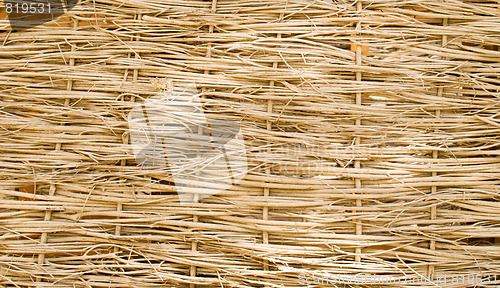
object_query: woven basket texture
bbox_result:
[1,0,500,287]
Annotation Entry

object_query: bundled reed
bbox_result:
[1,0,500,287]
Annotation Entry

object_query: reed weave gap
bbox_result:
[262,10,284,279]
[1,0,500,287]
[427,13,449,283]
[354,0,364,269]
[36,18,78,284]
[190,1,218,286]
[115,12,142,256]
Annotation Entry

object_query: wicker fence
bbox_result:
[1,0,500,287]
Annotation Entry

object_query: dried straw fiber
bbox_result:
[1,0,500,287]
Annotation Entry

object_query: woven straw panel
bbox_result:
[1,0,500,287]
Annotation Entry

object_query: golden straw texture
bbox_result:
[1,0,500,287]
